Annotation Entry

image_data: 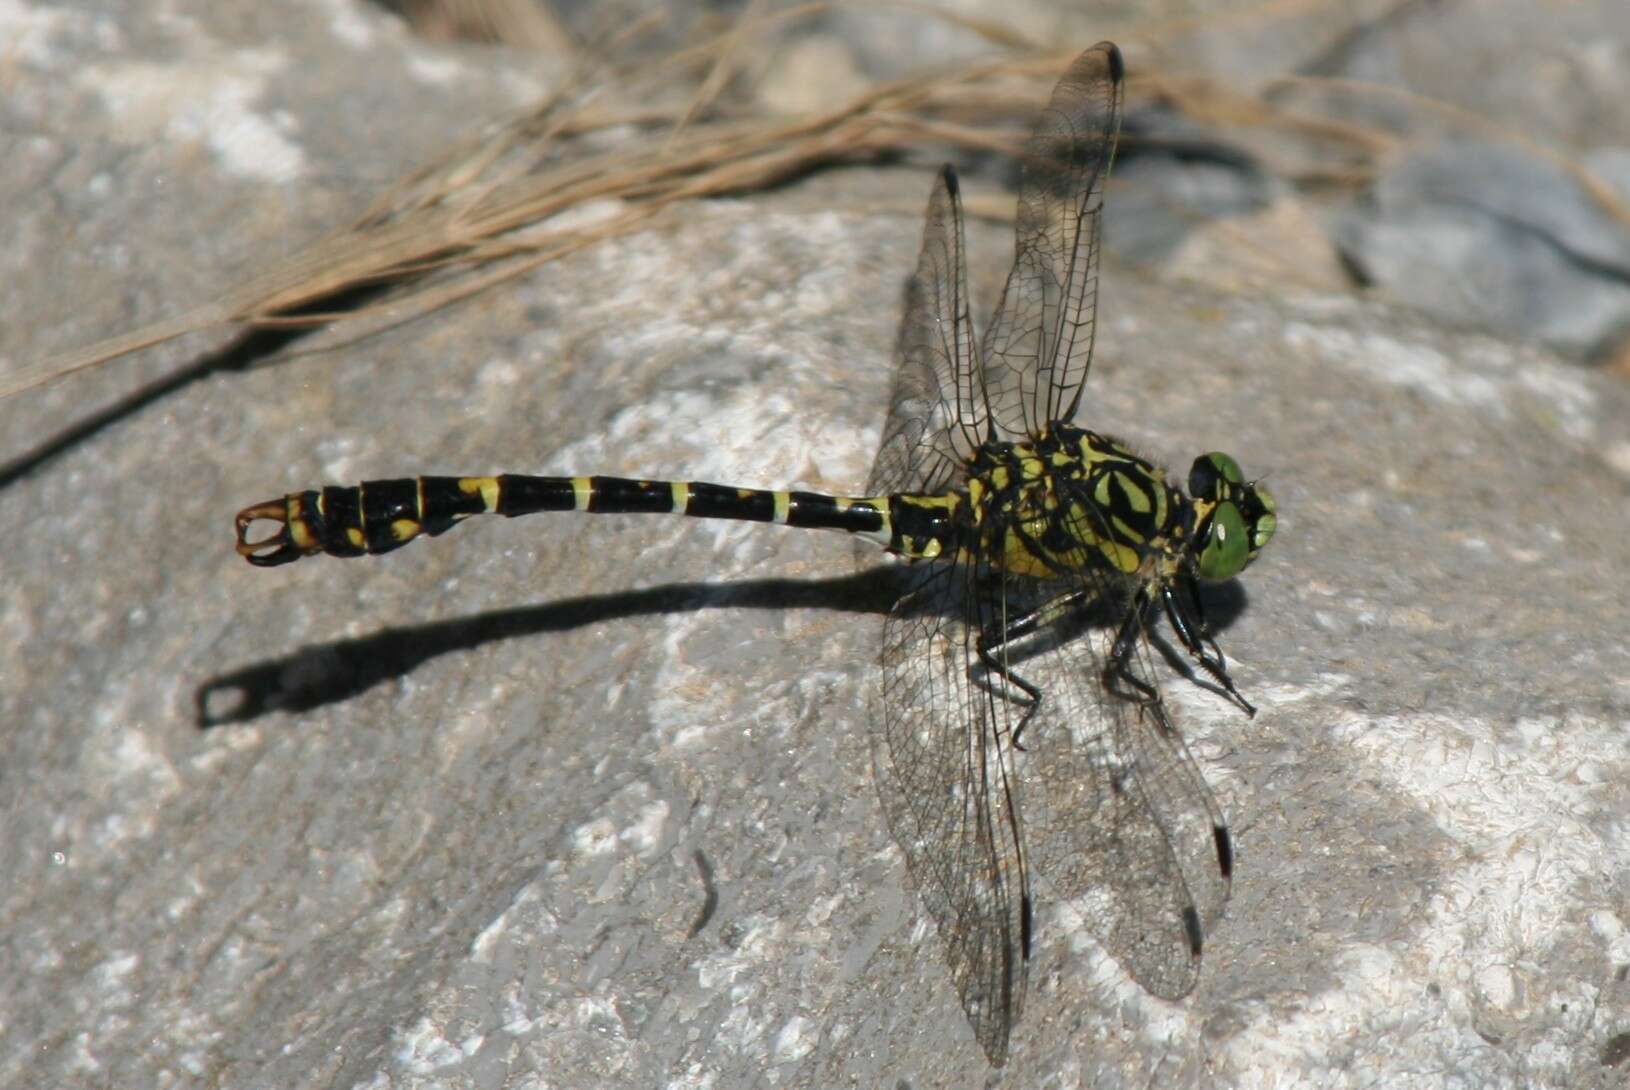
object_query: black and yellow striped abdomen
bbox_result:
[235,473,936,568]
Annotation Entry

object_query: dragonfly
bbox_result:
[233,42,1275,1066]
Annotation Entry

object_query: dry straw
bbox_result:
[12,0,1622,406]
[7,4,1077,402]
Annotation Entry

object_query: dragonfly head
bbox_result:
[1187,452,1276,581]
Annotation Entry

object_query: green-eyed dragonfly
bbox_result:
[234,42,1275,1065]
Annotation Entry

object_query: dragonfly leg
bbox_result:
[1104,590,1161,708]
[1161,579,1255,717]
[975,587,1091,750]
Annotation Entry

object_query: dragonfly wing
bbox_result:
[978,42,1124,439]
[1112,643,1233,941]
[1008,583,1229,1002]
[875,560,1031,1066]
[867,166,981,498]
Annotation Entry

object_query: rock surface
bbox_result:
[6,3,1630,1090]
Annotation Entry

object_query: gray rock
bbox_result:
[1109,115,1277,269]
[6,4,1630,1089]
[1336,140,1630,358]
[1297,0,1630,150]
[1171,0,1630,357]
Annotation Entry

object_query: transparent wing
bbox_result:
[978,42,1124,440]
[866,166,981,498]
[873,559,1031,1066]
[1014,577,1231,1002]
[876,558,1231,1064]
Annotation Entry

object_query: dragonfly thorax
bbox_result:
[957,423,1189,581]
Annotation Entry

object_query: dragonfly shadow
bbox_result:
[195,566,908,729]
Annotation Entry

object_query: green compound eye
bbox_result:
[1211,452,1244,485]
[1189,452,1243,499]
[1198,501,1250,580]
[1251,485,1278,551]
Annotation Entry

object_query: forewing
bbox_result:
[1011,580,1230,1002]
[867,166,981,498]
[1113,637,1233,946]
[978,42,1124,439]
[874,561,1030,1066]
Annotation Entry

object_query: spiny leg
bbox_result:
[1160,580,1255,717]
[1103,584,1255,717]
[1103,590,1160,708]
[974,586,1091,750]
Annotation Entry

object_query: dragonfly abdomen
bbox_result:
[234,473,904,567]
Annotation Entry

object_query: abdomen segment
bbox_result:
[234,474,902,567]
